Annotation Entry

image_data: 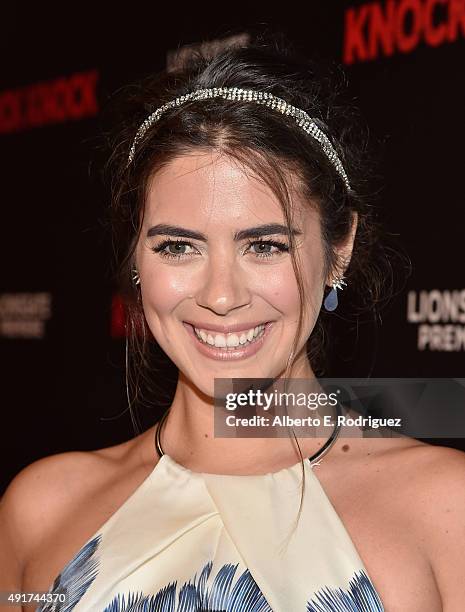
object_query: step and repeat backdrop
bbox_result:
[1,2,464,492]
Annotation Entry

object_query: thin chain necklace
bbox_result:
[154,401,342,467]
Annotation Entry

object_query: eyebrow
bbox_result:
[146,223,302,241]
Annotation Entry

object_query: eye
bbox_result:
[150,237,290,261]
[151,239,199,260]
[245,239,290,259]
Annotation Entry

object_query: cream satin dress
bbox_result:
[36,447,385,611]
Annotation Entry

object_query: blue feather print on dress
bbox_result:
[34,535,384,612]
[103,561,272,612]
[306,569,384,612]
[36,534,101,611]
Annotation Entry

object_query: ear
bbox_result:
[326,211,358,286]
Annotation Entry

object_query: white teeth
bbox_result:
[214,335,226,347]
[227,334,239,347]
[193,324,266,348]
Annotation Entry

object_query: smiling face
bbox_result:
[134,149,329,398]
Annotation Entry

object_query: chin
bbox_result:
[185,361,285,400]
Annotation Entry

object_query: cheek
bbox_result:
[262,254,323,308]
[140,266,193,317]
[260,269,300,313]
[266,263,325,335]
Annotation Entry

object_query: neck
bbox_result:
[156,358,341,475]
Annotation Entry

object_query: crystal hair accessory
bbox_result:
[127,87,351,192]
[323,276,347,312]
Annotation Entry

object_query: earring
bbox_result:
[132,266,140,286]
[323,276,347,312]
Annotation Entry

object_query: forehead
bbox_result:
[144,150,313,227]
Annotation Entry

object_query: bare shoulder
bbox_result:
[328,433,465,515]
[355,434,465,490]
[1,449,116,552]
[379,436,465,492]
[382,439,465,608]
[0,436,139,579]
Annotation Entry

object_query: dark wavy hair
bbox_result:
[101,33,402,532]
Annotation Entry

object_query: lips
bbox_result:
[182,321,274,361]
[183,320,272,334]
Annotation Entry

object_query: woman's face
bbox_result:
[135,150,328,398]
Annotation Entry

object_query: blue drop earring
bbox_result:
[323,276,347,312]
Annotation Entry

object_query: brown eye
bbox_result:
[252,242,273,254]
[151,240,198,260]
[246,239,289,259]
[167,243,188,255]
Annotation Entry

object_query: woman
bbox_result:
[1,39,465,612]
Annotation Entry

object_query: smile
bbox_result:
[182,321,274,361]
[194,323,265,348]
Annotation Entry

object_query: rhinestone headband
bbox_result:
[127,87,351,192]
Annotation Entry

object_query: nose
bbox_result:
[194,256,252,316]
